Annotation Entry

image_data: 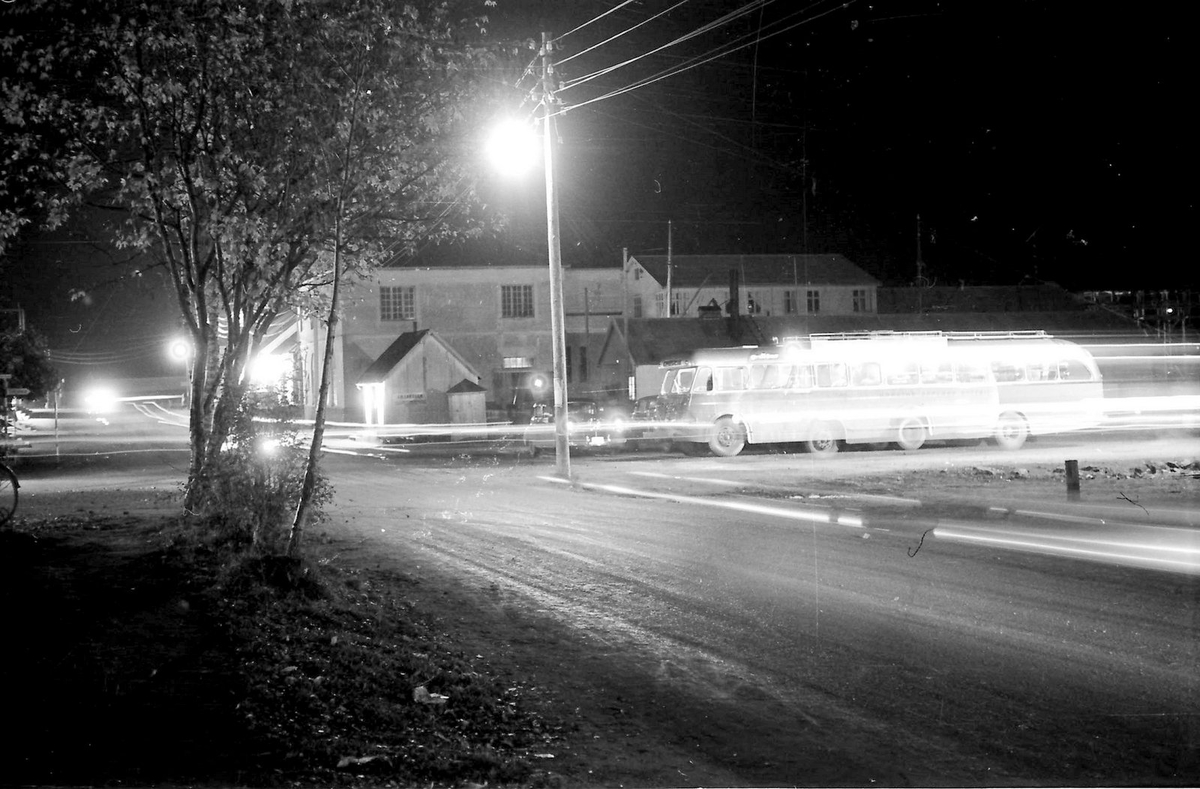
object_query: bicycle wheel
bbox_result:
[0,463,17,526]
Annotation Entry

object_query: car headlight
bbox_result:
[83,387,120,414]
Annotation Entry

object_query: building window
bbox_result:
[853,289,870,313]
[566,346,573,383]
[502,356,532,369]
[784,290,798,314]
[807,289,820,313]
[501,284,534,318]
[633,295,643,318]
[380,285,414,321]
[579,346,588,382]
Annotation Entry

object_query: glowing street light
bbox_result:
[486,118,540,178]
[168,337,191,362]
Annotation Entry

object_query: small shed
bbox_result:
[447,378,487,425]
[355,330,482,425]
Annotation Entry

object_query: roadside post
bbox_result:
[1065,459,1081,501]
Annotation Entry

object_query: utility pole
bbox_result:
[916,213,924,313]
[541,31,570,479]
[666,220,673,316]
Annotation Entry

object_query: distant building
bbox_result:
[297,262,623,421]
[295,252,883,422]
[626,253,880,319]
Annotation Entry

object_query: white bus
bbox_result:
[945,331,1105,449]
[645,330,1104,457]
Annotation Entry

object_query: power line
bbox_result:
[557,0,778,93]
[553,0,648,46]
[558,0,855,115]
[555,0,691,69]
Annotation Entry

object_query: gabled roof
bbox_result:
[601,319,737,368]
[447,379,487,394]
[357,329,479,385]
[629,253,879,288]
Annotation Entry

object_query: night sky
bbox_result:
[477,0,1194,290]
[4,1,1194,386]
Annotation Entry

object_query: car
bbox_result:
[622,395,673,450]
[524,399,609,451]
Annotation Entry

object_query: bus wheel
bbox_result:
[709,417,746,457]
[894,418,927,451]
[804,423,841,456]
[994,412,1028,450]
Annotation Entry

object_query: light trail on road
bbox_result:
[542,474,866,528]
[934,520,1200,574]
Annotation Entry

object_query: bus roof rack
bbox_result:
[944,330,1050,340]
[805,331,947,343]
[779,330,1052,344]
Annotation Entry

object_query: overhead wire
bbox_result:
[388,1,848,262]
[555,0,692,69]
[557,0,855,115]
[552,0,646,46]
[558,0,776,92]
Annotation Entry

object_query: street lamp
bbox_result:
[486,32,572,479]
[168,337,193,407]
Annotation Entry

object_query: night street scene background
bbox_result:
[1,0,1194,386]
[1,3,1199,787]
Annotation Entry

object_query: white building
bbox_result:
[625,253,880,319]
[296,253,879,422]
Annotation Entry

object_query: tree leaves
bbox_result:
[2,0,503,506]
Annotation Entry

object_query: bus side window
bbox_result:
[786,364,814,390]
[714,366,745,391]
[1059,359,1092,381]
[673,369,696,394]
[816,363,848,388]
[747,364,767,389]
[694,368,713,393]
[991,361,1024,383]
[885,361,918,385]
[851,362,881,386]
[956,360,989,383]
[920,362,954,384]
[765,364,785,388]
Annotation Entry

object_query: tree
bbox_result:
[2,0,501,531]
[0,328,57,401]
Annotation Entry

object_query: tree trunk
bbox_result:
[183,325,222,513]
[288,230,342,558]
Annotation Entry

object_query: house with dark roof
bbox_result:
[353,329,481,425]
[299,263,625,420]
[626,253,881,319]
[295,251,885,420]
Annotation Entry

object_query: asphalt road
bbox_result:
[322,434,1200,783]
[10,406,1200,782]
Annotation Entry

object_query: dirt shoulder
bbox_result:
[2,479,752,788]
